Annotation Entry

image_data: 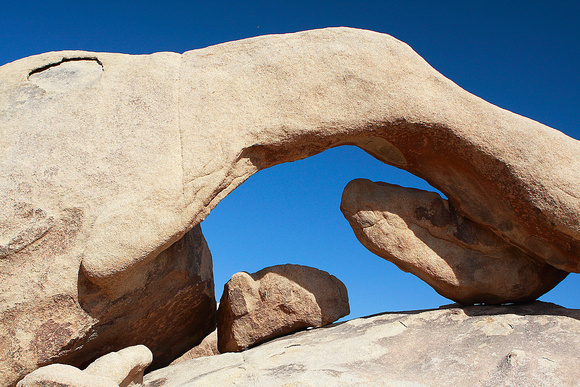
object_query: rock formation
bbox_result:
[18,345,152,387]
[170,330,219,365]
[217,264,349,352]
[341,179,568,304]
[2,27,579,384]
[17,365,118,387]
[144,302,580,386]
[1,225,215,385]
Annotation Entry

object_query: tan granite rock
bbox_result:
[84,345,152,387]
[1,225,215,386]
[16,364,117,387]
[2,27,579,385]
[17,345,152,387]
[341,179,568,304]
[170,330,219,365]
[217,264,349,352]
[144,302,580,387]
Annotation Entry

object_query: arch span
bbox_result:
[51,27,578,291]
[176,27,580,276]
[2,27,579,384]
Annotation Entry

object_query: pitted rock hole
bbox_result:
[28,58,103,92]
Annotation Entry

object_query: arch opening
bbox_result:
[202,145,450,319]
[202,144,579,318]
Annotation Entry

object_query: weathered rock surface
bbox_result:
[217,264,349,352]
[1,225,215,386]
[83,345,152,387]
[18,345,152,387]
[16,365,117,387]
[2,26,580,384]
[144,302,580,386]
[170,330,219,365]
[341,179,568,304]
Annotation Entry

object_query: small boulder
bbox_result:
[217,264,349,352]
[84,345,153,386]
[340,179,568,305]
[17,345,152,387]
[170,330,219,365]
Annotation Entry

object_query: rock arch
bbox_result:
[1,27,578,385]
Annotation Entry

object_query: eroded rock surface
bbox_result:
[1,27,579,384]
[170,330,219,365]
[217,264,349,352]
[1,225,215,386]
[341,179,568,304]
[18,345,152,387]
[144,302,580,387]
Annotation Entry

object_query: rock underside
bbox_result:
[1,225,215,386]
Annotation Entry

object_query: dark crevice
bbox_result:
[28,57,103,78]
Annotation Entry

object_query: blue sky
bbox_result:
[2,1,578,319]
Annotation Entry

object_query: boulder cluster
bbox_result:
[217,264,349,353]
[18,264,349,386]
[1,27,578,385]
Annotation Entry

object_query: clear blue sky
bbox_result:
[2,1,578,319]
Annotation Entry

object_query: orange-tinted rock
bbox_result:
[170,330,219,365]
[217,265,349,352]
[2,225,215,386]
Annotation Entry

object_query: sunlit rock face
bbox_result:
[1,27,579,385]
[17,345,152,387]
[341,179,568,305]
[144,302,580,387]
[217,264,349,353]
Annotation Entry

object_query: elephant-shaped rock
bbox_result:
[341,179,567,304]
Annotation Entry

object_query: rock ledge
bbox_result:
[144,302,579,387]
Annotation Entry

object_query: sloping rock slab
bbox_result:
[143,302,579,386]
[170,330,219,365]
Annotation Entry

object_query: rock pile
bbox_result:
[15,262,350,385]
